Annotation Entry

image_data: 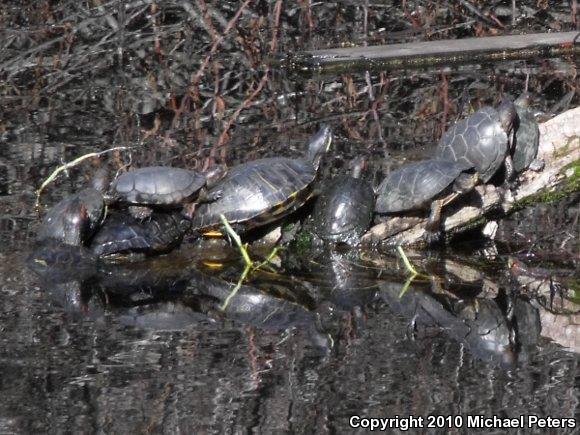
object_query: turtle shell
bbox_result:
[191,157,317,233]
[112,166,206,206]
[90,212,191,257]
[375,159,463,213]
[513,105,540,173]
[312,175,374,245]
[436,106,508,182]
[37,188,105,246]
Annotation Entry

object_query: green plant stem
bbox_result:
[396,245,419,275]
[219,214,253,267]
[35,146,132,208]
[220,264,251,311]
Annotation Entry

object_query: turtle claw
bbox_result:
[423,229,443,245]
[198,188,223,203]
[208,188,223,201]
[528,158,545,172]
[502,179,518,191]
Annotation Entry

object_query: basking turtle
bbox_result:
[37,171,107,246]
[191,125,332,235]
[110,165,225,218]
[90,211,191,257]
[513,93,542,173]
[436,100,517,183]
[311,158,374,246]
[375,159,479,241]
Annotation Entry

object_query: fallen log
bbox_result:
[362,106,580,247]
[280,32,580,76]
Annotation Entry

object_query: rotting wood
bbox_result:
[362,106,580,247]
[279,32,580,76]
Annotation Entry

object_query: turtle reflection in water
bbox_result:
[375,159,479,242]
[311,158,375,246]
[191,125,332,236]
[436,100,517,183]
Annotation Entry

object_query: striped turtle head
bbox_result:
[307,125,332,169]
[91,167,110,193]
[350,157,366,179]
[498,99,518,152]
[204,164,227,189]
[514,92,531,109]
[498,99,517,135]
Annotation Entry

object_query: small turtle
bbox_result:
[110,165,225,218]
[375,159,479,242]
[90,211,191,257]
[436,100,517,183]
[311,158,374,246]
[513,93,543,173]
[37,170,107,246]
[191,125,332,235]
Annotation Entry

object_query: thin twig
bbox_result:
[35,146,131,208]
[220,264,251,311]
[219,213,253,267]
[397,245,419,275]
[191,0,251,85]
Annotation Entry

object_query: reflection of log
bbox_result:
[509,259,579,353]
[283,32,580,75]
[363,106,580,246]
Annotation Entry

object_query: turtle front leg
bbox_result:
[424,199,445,244]
[504,155,516,183]
[197,187,223,203]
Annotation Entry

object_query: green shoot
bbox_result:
[35,146,132,209]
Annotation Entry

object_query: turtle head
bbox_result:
[497,99,517,135]
[204,164,228,189]
[91,167,110,193]
[350,157,366,179]
[514,92,531,109]
[453,171,480,194]
[307,125,332,169]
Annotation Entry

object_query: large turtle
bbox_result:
[513,93,542,173]
[90,211,191,257]
[191,125,332,235]
[37,170,107,246]
[375,159,479,242]
[110,165,225,218]
[436,100,517,183]
[311,158,374,246]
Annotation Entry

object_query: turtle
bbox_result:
[374,159,479,242]
[90,211,191,257]
[513,93,542,173]
[436,100,517,183]
[37,170,108,246]
[110,165,226,219]
[191,125,332,235]
[311,157,375,246]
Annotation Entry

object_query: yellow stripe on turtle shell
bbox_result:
[202,261,224,268]
[202,229,224,237]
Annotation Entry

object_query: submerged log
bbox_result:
[282,32,580,75]
[363,106,580,247]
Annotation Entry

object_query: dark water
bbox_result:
[1,1,579,433]
[1,233,578,433]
